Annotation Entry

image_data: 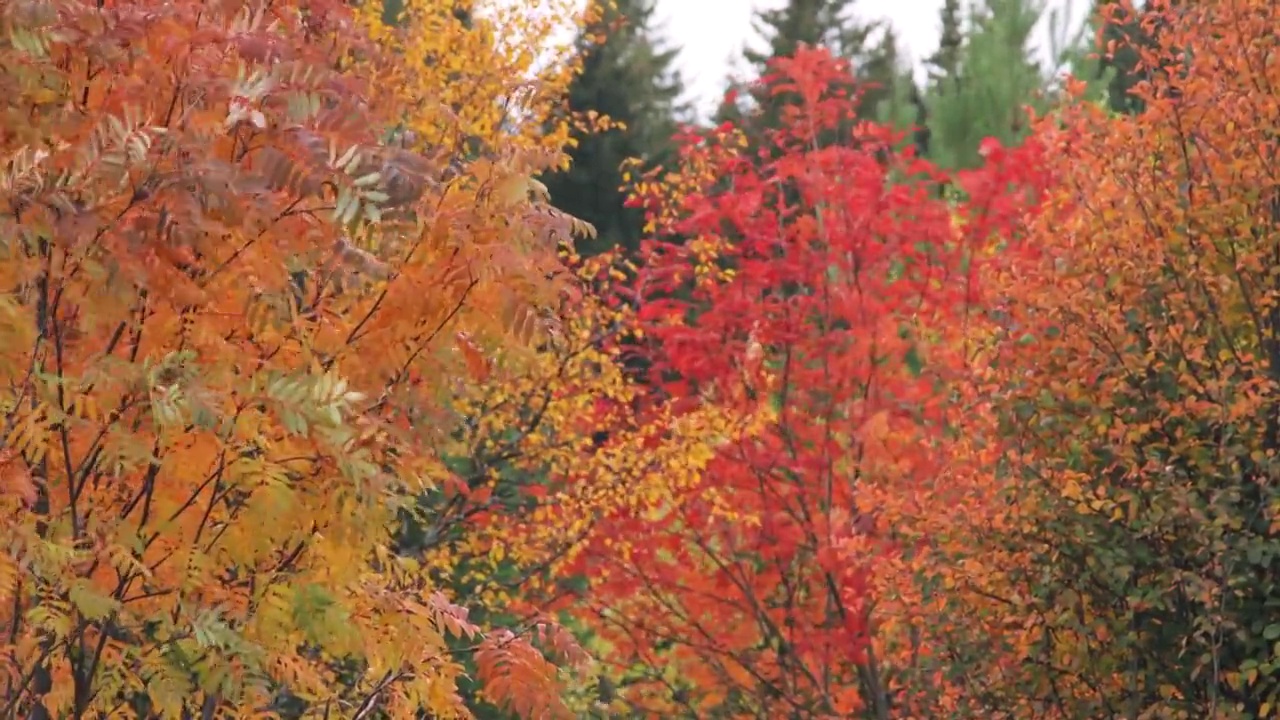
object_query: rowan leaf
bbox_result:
[0,0,602,715]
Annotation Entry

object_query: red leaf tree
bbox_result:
[568,47,1054,717]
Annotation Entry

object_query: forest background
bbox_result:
[4,0,1280,719]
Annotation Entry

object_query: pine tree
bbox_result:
[743,0,876,69]
[927,0,965,80]
[919,0,1050,170]
[867,28,931,156]
[717,0,915,145]
[540,0,687,257]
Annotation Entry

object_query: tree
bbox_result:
[540,0,688,257]
[949,1,1280,715]
[715,0,907,143]
[0,0,605,716]
[920,0,1052,170]
[867,28,932,156]
[743,0,872,70]
[568,47,1052,717]
[927,0,966,80]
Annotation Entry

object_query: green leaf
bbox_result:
[68,579,121,621]
[904,345,923,377]
[887,258,905,283]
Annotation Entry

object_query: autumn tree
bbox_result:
[569,47,1053,718]
[953,0,1280,716]
[380,245,736,718]
[0,0,631,716]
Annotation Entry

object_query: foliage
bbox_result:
[962,1,1280,717]
[10,1,1280,719]
[741,0,872,72]
[361,0,586,159]
[0,0,612,716]
[1079,0,1162,115]
[382,246,731,718]
[862,27,930,156]
[571,46,1053,718]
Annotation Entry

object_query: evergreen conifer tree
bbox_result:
[743,0,877,69]
[927,0,965,80]
[540,0,687,257]
[716,0,920,153]
[867,28,932,156]
[919,0,1050,170]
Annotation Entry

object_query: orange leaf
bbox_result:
[0,450,36,508]
[456,331,490,381]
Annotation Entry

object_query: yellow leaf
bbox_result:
[493,172,531,207]
[29,87,60,104]
[1061,478,1083,501]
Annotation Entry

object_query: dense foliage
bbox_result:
[982,2,1280,715]
[570,47,1052,718]
[0,0,620,716]
[3,0,1279,718]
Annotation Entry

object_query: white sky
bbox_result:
[653,0,1082,117]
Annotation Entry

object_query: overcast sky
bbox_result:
[652,0,1081,117]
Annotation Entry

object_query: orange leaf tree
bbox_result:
[0,0,609,716]
[566,47,1053,718]
[965,1,1280,717]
